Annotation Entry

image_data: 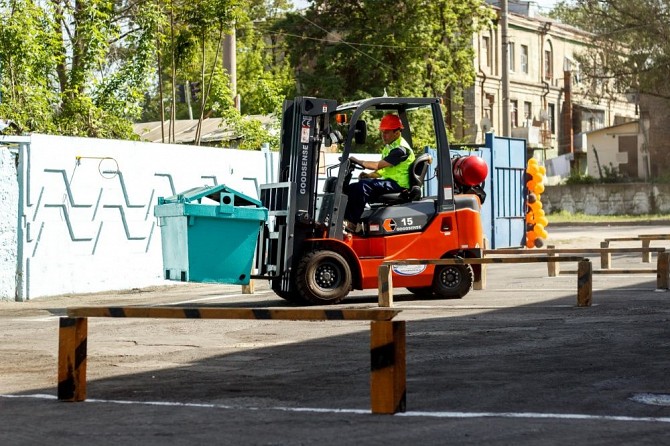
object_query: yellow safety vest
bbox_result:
[377,137,415,189]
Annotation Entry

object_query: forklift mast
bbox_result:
[255,97,337,291]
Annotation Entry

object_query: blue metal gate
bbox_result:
[427,133,526,248]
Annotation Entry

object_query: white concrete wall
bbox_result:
[3,134,278,301]
[0,147,18,300]
[0,134,350,301]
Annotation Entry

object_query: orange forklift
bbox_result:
[253,96,488,305]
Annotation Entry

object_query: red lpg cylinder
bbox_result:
[452,156,488,186]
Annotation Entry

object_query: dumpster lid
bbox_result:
[162,184,261,207]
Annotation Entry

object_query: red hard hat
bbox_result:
[452,156,489,186]
[379,114,404,130]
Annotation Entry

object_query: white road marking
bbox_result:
[166,290,275,305]
[3,394,670,423]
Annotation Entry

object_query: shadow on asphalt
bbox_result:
[20,275,670,419]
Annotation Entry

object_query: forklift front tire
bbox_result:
[431,264,473,299]
[295,250,352,305]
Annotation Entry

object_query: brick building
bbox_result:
[450,0,638,170]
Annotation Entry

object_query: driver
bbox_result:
[344,113,415,231]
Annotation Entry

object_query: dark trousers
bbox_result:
[344,178,404,223]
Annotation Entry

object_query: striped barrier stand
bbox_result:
[379,256,593,308]
[57,307,405,415]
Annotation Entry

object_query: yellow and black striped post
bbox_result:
[370,320,406,414]
[577,259,592,307]
[657,252,669,290]
[58,317,88,401]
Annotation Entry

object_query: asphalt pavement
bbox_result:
[1,224,670,445]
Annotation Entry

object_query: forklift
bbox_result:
[253,96,487,305]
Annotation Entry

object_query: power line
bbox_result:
[295,14,397,73]
[266,30,434,50]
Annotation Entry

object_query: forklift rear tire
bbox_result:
[430,264,473,299]
[295,250,352,305]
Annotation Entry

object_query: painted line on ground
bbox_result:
[164,290,275,305]
[3,394,670,424]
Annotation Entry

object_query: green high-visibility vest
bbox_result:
[377,137,415,188]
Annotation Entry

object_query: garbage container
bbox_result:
[154,184,268,285]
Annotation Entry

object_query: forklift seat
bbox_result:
[374,153,433,205]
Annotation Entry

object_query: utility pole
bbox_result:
[501,0,511,137]
[223,29,239,111]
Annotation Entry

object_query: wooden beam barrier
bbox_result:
[602,234,670,263]
[484,246,665,270]
[379,256,592,307]
[58,307,404,415]
[557,250,670,291]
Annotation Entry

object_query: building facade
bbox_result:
[454,1,638,170]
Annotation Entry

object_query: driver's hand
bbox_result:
[350,157,360,165]
[359,172,370,179]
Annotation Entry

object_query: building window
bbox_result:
[509,42,515,72]
[520,45,529,74]
[482,36,491,68]
[548,103,556,134]
[524,101,532,121]
[511,100,518,128]
[544,48,553,80]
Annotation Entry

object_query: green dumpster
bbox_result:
[154,184,268,285]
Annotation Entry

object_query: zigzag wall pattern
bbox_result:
[30,169,196,253]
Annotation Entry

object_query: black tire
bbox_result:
[406,287,434,298]
[271,280,308,305]
[430,264,473,299]
[295,250,352,305]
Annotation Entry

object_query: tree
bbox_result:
[550,0,670,98]
[275,0,494,101]
[0,0,165,138]
[236,0,295,116]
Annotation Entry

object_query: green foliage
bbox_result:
[565,164,629,185]
[550,0,670,97]
[221,107,278,150]
[565,172,597,185]
[0,0,167,138]
[599,164,628,183]
[274,0,494,140]
[236,0,295,116]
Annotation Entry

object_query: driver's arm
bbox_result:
[350,157,392,171]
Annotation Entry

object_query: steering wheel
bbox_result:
[339,156,365,174]
[348,158,365,170]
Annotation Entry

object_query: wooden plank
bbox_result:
[657,252,669,289]
[58,317,88,401]
[560,269,657,275]
[377,264,394,308]
[370,321,406,414]
[384,256,587,266]
[600,242,611,269]
[547,246,559,277]
[604,237,642,242]
[66,306,400,321]
[638,234,670,240]
[577,260,592,307]
[484,247,665,254]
